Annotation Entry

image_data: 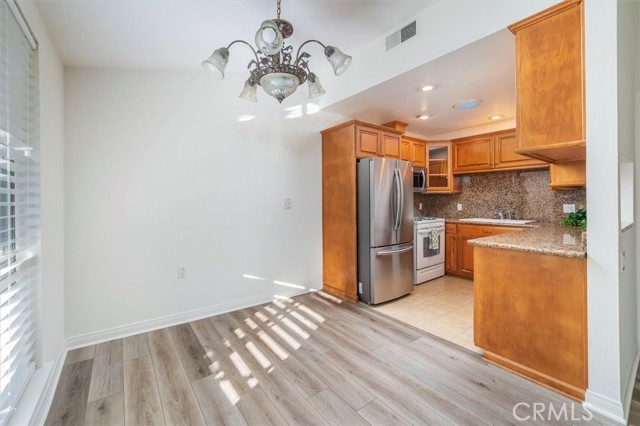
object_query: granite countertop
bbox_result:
[446,219,587,258]
[445,218,538,228]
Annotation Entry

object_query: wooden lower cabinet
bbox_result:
[445,225,457,273]
[474,246,587,400]
[446,224,521,279]
[457,235,476,277]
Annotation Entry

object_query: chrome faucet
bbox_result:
[495,208,513,220]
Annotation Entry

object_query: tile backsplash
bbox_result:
[415,170,586,223]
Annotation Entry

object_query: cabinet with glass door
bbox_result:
[426,142,460,193]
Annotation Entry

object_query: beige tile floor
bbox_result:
[372,275,482,353]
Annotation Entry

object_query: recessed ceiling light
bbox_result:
[416,114,430,120]
[453,99,483,110]
[418,84,436,92]
[489,115,503,120]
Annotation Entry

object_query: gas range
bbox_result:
[413,216,445,284]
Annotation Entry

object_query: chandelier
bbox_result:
[202,0,352,103]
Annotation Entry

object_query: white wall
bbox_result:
[318,0,559,110]
[617,0,639,419]
[64,68,345,340]
[584,0,640,422]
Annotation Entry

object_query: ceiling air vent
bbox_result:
[386,21,417,51]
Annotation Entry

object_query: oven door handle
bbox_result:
[377,246,414,256]
[417,228,444,235]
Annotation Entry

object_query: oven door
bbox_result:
[415,227,445,269]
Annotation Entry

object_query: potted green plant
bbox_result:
[561,208,587,228]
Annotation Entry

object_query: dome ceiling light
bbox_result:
[452,99,483,110]
[202,0,352,103]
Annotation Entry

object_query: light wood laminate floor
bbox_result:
[45,291,617,426]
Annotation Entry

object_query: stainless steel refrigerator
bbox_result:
[357,157,414,304]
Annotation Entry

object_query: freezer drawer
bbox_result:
[358,242,414,304]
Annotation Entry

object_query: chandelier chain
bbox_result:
[277,0,281,19]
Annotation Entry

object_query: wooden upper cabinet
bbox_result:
[412,141,426,168]
[380,132,401,159]
[453,129,547,174]
[355,126,381,158]
[400,137,426,167]
[452,135,494,173]
[550,160,586,189]
[400,139,411,161]
[493,131,548,170]
[355,125,402,159]
[426,141,460,193]
[509,0,585,163]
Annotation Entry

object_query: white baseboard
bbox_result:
[66,289,312,350]
[13,289,311,424]
[584,390,626,425]
[622,346,640,420]
[9,340,67,426]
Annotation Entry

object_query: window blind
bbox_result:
[0,1,40,425]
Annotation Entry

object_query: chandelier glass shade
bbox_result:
[202,0,352,103]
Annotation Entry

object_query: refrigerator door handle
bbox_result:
[398,167,404,231]
[377,246,414,256]
[394,169,402,230]
[391,168,398,230]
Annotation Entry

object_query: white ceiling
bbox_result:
[35,1,515,136]
[324,28,516,137]
[35,0,436,71]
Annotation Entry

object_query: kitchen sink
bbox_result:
[459,218,536,225]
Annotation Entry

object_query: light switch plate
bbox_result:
[563,204,576,213]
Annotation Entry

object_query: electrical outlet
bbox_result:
[563,204,576,214]
[457,203,463,211]
[177,265,187,279]
[284,198,292,209]
[621,250,627,271]
[419,202,423,210]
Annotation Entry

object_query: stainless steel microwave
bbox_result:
[413,167,427,193]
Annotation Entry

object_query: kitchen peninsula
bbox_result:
[469,224,587,401]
